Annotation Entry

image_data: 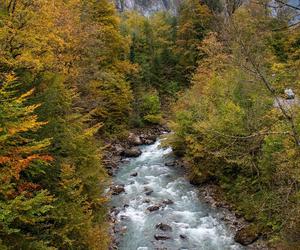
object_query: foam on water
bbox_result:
[111,139,243,250]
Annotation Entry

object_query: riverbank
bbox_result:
[104,126,269,250]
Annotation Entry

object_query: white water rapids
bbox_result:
[111,138,244,250]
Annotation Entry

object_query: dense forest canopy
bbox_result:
[0,0,299,249]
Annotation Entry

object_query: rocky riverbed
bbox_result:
[105,128,269,250]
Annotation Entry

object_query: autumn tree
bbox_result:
[0,74,54,249]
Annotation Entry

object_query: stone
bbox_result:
[114,144,124,155]
[144,139,155,145]
[234,225,260,246]
[165,161,176,167]
[154,234,171,241]
[128,133,143,146]
[123,147,142,157]
[144,134,157,141]
[162,199,174,205]
[143,198,151,203]
[110,185,125,195]
[120,215,130,221]
[130,172,138,177]
[156,223,172,232]
[147,205,160,212]
[179,234,187,240]
[144,187,154,196]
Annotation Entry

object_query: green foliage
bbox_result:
[169,3,300,246]
[0,75,54,248]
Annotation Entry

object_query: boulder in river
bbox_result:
[147,205,161,212]
[234,224,260,245]
[130,172,138,177]
[144,187,154,196]
[143,198,151,203]
[123,147,142,157]
[110,185,125,195]
[143,139,155,145]
[162,199,174,205]
[156,223,172,232]
[128,133,143,146]
[180,234,188,240]
[143,134,157,142]
[165,161,176,167]
[114,144,125,155]
[154,234,171,241]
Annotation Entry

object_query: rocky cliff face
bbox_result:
[115,0,181,15]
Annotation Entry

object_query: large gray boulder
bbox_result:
[123,147,142,157]
[128,133,143,146]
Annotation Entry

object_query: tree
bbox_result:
[175,0,212,85]
[0,74,54,248]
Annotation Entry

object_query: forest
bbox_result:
[0,0,299,249]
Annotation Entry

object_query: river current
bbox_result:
[111,138,243,250]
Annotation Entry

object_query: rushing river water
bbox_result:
[111,138,243,250]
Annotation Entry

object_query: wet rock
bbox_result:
[120,215,130,221]
[130,172,138,177]
[234,224,260,246]
[128,133,143,146]
[144,134,157,141]
[165,161,176,167]
[147,205,160,212]
[154,234,171,241]
[110,185,125,195]
[143,198,151,203]
[144,187,153,196]
[156,223,172,232]
[110,207,121,216]
[162,199,174,205]
[144,139,155,145]
[123,147,142,157]
[114,224,127,234]
[123,204,129,208]
[179,234,188,240]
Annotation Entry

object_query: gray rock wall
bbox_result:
[115,0,181,15]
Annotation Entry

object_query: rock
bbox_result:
[114,144,124,155]
[128,133,143,146]
[144,187,153,196]
[144,139,155,145]
[120,215,130,221]
[110,185,125,195]
[144,134,157,141]
[180,234,187,240]
[107,169,114,176]
[147,205,160,212]
[123,147,142,157]
[156,223,172,232]
[143,198,151,203]
[162,199,174,205]
[130,172,138,177]
[154,234,171,241]
[110,207,121,219]
[123,204,129,208]
[165,161,176,167]
[234,224,260,246]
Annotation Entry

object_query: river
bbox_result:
[111,137,244,250]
